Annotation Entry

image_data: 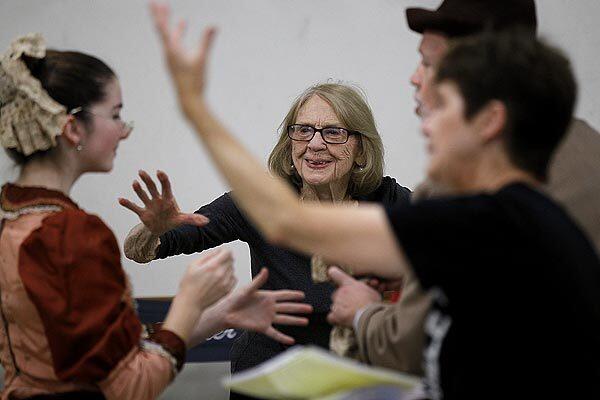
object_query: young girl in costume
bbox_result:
[0,33,310,400]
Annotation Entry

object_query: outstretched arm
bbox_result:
[120,169,211,263]
[149,2,408,279]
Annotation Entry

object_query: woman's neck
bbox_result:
[16,156,81,195]
[300,179,350,203]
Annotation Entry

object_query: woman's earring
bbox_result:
[76,144,83,152]
[290,163,295,169]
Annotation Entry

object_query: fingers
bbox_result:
[274,302,313,315]
[198,27,217,66]
[327,266,355,287]
[172,19,187,48]
[271,290,305,302]
[189,248,232,276]
[209,249,236,292]
[150,1,216,61]
[326,312,337,326]
[211,247,234,265]
[273,315,309,326]
[214,250,236,291]
[194,247,225,265]
[367,278,380,288]
[225,274,238,293]
[184,247,237,310]
[202,247,233,266]
[138,170,160,198]
[132,180,151,206]
[156,170,173,198]
[118,197,143,216]
[326,306,348,326]
[264,327,295,346]
[150,1,170,45]
[247,268,269,292]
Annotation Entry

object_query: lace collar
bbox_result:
[0,183,78,215]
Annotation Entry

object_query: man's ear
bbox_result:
[61,116,85,149]
[476,100,507,142]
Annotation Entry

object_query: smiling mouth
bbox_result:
[305,159,332,169]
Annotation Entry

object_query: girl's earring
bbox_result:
[76,144,83,152]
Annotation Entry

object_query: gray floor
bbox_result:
[161,362,231,400]
[0,362,232,399]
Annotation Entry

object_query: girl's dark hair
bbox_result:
[6,50,115,164]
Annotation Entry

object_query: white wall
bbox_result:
[1,0,599,297]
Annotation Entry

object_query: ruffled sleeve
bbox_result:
[18,209,142,382]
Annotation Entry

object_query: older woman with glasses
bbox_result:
[120,81,411,394]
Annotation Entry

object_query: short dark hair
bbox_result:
[6,50,115,165]
[435,30,576,181]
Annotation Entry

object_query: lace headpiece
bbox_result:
[0,33,68,156]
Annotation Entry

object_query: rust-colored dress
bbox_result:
[0,184,184,400]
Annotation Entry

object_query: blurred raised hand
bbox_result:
[119,169,208,235]
[149,1,215,118]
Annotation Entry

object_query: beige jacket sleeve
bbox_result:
[355,269,431,375]
[353,179,441,375]
[123,223,161,264]
[547,118,600,253]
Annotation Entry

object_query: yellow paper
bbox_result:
[222,346,419,399]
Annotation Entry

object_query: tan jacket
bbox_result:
[547,119,600,252]
[355,118,600,374]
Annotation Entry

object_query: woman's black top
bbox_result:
[156,176,411,372]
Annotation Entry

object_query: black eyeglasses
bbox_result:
[287,124,360,144]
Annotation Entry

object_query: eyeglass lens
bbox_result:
[288,125,349,144]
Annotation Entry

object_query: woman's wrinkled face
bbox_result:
[291,95,360,188]
[80,77,131,172]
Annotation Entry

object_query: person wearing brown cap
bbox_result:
[327,0,600,377]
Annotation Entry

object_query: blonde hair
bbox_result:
[268,83,384,197]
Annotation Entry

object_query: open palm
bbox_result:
[119,169,209,235]
[222,268,313,345]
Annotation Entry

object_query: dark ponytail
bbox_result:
[23,50,115,120]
